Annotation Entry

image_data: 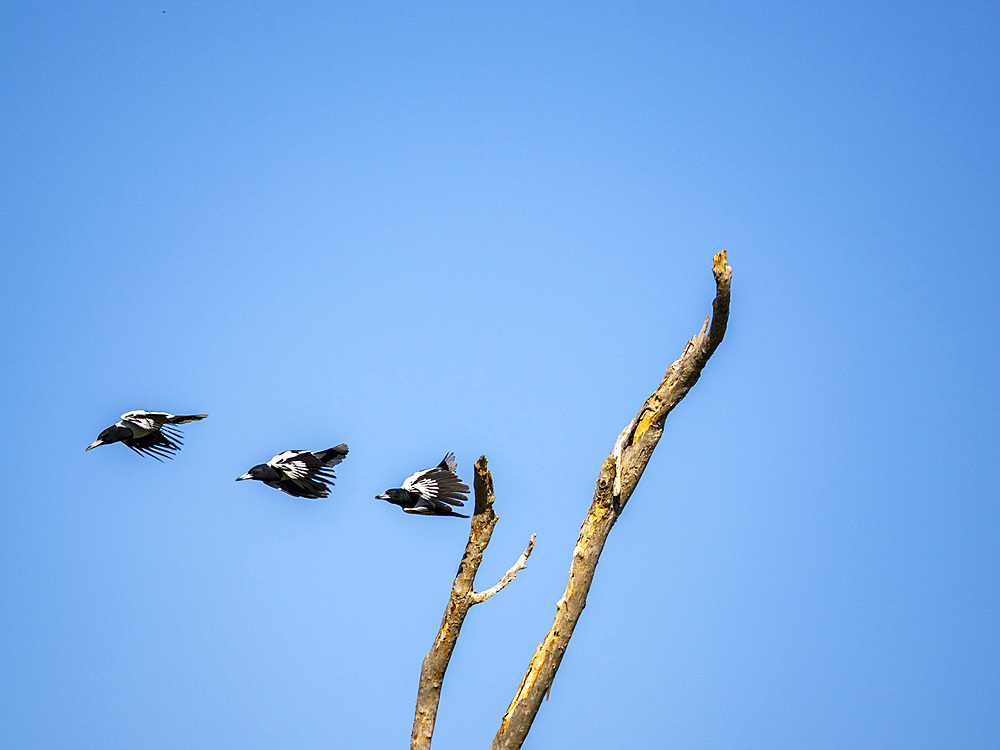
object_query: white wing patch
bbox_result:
[402,470,440,498]
[120,411,178,432]
[121,411,161,432]
[270,451,313,479]
[408,477,441,499]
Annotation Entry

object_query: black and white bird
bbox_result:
[376,452,470,517]
[86,411,208,459]
[236,444,349,499]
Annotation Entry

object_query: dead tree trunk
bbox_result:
[490,249,732,749]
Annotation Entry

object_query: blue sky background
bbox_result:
[2,2,998,748]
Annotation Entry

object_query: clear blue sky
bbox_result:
[2,2,998,748]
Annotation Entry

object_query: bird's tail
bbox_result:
[439,452,458,473]
[317,444,349,465]
[167,414,208,424]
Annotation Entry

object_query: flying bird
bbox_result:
[376,452,470,517]
[236,444,349,499]
[86,410,208,459]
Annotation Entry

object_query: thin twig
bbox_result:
[471,534,536,604]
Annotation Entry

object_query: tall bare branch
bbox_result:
[411,457,535,750]
[490,250,733,750]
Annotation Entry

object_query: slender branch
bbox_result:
[411,457,536,750]
[490,250,733,750]
[471,534,536,604]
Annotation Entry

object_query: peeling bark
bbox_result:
[489,250,733,750]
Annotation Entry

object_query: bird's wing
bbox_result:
[126,428,183,460]
[271,451,336,496]
[121,410,171,431]
[274,481,327,499]
[402,466,470,507]
[270,451,319,479]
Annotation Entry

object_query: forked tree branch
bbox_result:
[411,457,535,750]
[490,250,733,750]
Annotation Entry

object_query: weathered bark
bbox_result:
[490,250,733,750]
[411,457,535,750]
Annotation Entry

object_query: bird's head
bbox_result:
[86,424,132,451]
[376,488,410,507]
[236,464,280,482]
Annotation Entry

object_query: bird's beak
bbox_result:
[375,493,388,500]
[235,473,252,481]
[86,440,103,451]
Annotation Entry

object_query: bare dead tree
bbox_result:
[491,250,732,747]
[411,457,536,750]
[411,250,732,749]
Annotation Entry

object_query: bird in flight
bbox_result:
[86,411,208,460]
[236,444,349,499]
[376,452,470,517]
